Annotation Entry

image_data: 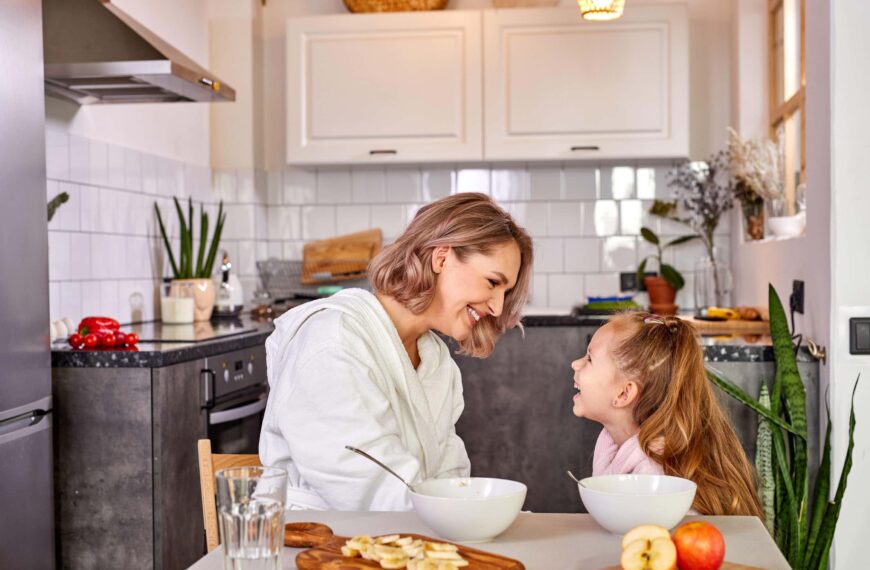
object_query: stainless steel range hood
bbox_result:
[43,0,235,105]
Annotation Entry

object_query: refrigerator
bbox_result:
[0,0,56,568]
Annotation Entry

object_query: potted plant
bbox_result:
[727,128,785,241]
[636,227,696,315]
[707,285,859,569]
[154,198,226,321]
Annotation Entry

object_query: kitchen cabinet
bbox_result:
[286,11,483,164]
[482,5,689,161]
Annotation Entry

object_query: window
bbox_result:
[769,0,805,215]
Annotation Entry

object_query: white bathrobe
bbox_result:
[259,289,471,511]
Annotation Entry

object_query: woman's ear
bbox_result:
[431,245,450,274]
[612,380,640,409]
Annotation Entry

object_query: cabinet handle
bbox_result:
[369,149,397,155]
[570,146,600,151]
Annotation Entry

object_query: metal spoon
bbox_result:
[567,470,587,488]
[345,445,415,492]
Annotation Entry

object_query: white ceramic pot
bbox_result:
[768,212,806,238]
[409,477,526,543]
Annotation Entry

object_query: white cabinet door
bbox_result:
[286,11,482,165]
[483,5,688,161]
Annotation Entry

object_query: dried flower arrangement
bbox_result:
[727,127,785,240]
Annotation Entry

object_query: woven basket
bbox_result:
[343,0,448,12]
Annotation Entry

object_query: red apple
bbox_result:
[671,522,725,570]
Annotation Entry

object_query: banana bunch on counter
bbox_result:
[700,306,762,320]
[342,534,469,569]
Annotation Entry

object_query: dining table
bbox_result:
[187,510,791,569]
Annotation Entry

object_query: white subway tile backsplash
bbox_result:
[564,238,600,273]
[584,273,620,297]
[59,281,82,323]
[584,201,619,236]
[69,135,90,184]
[509,202,548,237]
[337,205,371,234]
[564,166,598,200]
[371,204,406,240]
[491,167,529,202]
[533,238,563,273]
[421,168,453,201]
[317,170,352,204]
[46,135,728,321]
[267,171,283,205]
[529,165,562,201]
[68,234,91,281]
[548,202,582,236]
[49,282,60,322]
[352,168,386,203]
[548,274,584,309]
[455,166,490,195]
[655,164,672,199]
[301,205,336,239]
[386,168,422,203]
[45,128,69,180]
[675,272,696,310]
[620,200,643,236]
[284,167,316,204]
[602,236,637,271]
[90,140,108,187]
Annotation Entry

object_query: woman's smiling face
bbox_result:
[428,241,521,342]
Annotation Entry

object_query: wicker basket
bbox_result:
[343,0,448,13]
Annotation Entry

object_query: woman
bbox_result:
[260,193,533,510]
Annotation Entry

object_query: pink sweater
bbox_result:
[592,429,664,476]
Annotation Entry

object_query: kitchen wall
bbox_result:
[45,130,267,323]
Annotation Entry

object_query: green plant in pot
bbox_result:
[707,284,860,569]
[636,227,696,315]
[154,197,226,321]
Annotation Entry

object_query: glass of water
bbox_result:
[216,466,287,570]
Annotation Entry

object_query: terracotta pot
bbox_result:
[644,276,678,315]
[170,278,216,321]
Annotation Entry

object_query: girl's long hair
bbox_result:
[609,312,763,518]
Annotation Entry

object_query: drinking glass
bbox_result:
[216,466,287,570]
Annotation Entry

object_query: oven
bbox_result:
[201,345,268,455]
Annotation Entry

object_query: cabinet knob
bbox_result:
[570,145,600,151]
[369,149,397,155]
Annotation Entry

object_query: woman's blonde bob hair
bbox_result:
[368,192,533,358]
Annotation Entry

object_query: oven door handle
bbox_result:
[209,395,267,425]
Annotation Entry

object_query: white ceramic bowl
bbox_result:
[410,477,527,543]
[768,213,806,237]
[577,474,696,534]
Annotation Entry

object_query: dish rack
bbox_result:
[256,258,370,300]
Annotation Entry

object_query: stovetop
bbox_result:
[129,319,257,343]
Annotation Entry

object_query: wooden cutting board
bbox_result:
[301,229,383,285]
[679,316,770,336]
[284,522,525,570]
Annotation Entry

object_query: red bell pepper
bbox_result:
[78,316,120,336]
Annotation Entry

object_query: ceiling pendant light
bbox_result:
[578,0,626,21]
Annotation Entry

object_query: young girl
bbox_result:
[571,312,763,517]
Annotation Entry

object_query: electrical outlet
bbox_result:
[620,271,656,292]
[791,280,805,314]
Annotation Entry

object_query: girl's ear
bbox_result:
[612,380,640,409]
[431,245,450,274]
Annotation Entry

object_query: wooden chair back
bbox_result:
[197,439,262,552]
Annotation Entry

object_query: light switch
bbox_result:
[849,318,870,354]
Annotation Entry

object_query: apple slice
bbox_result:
[621,525,672,550]
[620,537,678,570]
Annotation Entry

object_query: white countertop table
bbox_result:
[188,510,790,570]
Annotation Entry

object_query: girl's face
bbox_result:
[571,323,625,422]
[429,241,521,342]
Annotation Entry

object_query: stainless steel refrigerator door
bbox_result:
[0,412,54,569]
[0,0,52,420]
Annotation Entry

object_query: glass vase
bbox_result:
[742,200,765,241]
[694,247,733,310]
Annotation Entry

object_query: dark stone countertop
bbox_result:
[51,311,815,368]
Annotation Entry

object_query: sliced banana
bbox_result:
[342,534,467,569]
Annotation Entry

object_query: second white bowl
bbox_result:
[578,474,696,534]
[410,477,526,543]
